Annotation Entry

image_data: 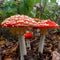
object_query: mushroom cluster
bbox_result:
[1,15,59,60]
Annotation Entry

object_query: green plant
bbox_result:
[0,0,60,24]
[34,0,60,24]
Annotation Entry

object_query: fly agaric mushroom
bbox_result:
[24,31,33,50]
[1,15,37,60]
[37,20,59,53]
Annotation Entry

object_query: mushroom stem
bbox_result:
[18,35,27,60]
[26,39,31,50]
[38,29,47,53]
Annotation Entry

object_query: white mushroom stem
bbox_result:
[26,39,31,50]
[38,29,47,53]
[18,35,27,60]
[10,27,31,60]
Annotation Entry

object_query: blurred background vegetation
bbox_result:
[0,1,60,60]
[0,0,60,24]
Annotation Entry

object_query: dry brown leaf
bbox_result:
[3,44,18,54]
[4,56,13,60]
[0,40,5,46]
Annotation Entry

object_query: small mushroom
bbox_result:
[24,31,33,50]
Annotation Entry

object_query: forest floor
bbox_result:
[0,29,60,60]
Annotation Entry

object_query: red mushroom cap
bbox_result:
[37,20,59,28]
[1,15,37,28]
[24,31,33,39]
